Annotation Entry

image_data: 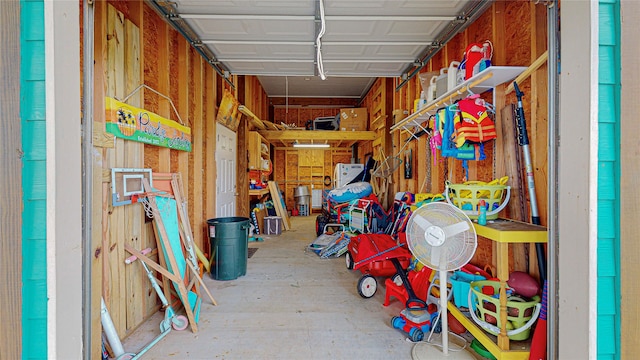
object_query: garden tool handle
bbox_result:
[124,248,152,265]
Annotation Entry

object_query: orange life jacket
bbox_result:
[453,95,496,145]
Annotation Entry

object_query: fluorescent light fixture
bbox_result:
[293,143,330,148]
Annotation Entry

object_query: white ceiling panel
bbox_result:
[259,76,374,98]
[322,44,424,61]
[325,61,408,76]
[325,18,448,40]
[155,0,491,98]
[174,0,315,16]
[209,44,314,59]
[227,62,315,76]
[185,19,315,40]
[324,0,466,16]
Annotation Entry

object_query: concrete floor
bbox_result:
[121,215,421,359]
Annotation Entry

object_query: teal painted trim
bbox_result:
[598,0,621,359]
[20,0,47,358]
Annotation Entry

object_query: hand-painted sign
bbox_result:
[105,97,192,152]
[216,89,241,131]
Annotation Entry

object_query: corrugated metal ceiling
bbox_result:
[149,0,492,99]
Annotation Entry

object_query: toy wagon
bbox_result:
[345,233,412,298]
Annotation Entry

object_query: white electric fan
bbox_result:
[406,202,477,360]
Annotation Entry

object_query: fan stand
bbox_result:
[410,272,476,360]
[411,341,477,360]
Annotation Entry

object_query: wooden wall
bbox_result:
[273,148,352,212]
[88,1,549,357]
[0,1,22,358]
[90,1,247,354]
[383,2,548,277]
[621,1,640,355]
[385,2,548,228]
[273,106,343,128]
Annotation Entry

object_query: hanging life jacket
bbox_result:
[435,104,476,161]
[453,94,497,145]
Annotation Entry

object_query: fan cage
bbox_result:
[406,202,477,272]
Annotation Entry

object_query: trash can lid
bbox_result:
[207,217,250,225]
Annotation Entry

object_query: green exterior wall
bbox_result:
[20,0,47,358]
[598,0,621,359]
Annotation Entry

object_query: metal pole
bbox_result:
[546,1,560,359]
[82,0,94,358]
[513,81,547,283]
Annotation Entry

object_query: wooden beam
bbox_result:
[205,65,216,230]
[157,16,171,173]
[620,1,639,357]
[123,14,145,335]
[269,97,359,107]
[93,125,115,148]
[239,105,266,130]
[504,51,549,95]
[0,1,22,357]
[192,53,204,250]
[258,130,376,142]
[92,1,107,356]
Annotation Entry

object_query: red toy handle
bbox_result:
[460,263,493,280]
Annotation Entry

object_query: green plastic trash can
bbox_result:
[207,217,251,280]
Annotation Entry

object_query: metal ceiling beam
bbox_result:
[146,0,235,88]
[323,41,431,46]
[180,14,455,22]
[180,14,315,20]
[326,15,455,21]
[203,40,431,46]
[219,58,413,63]
[203,40,313,46]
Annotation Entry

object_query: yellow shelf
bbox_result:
[448,304,530,360]
[473,218,547,243]
[451,217,547,360]
[249,189,269,197]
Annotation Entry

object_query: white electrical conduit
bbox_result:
[316,0,327,80]
[101,297,125,357]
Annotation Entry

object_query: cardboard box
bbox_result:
[339,108,368,131]
[264,216,282,235]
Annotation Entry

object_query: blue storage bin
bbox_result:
[450,270,486,308]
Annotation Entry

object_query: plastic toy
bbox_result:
[346,233,412,298]
[391,306,438,342]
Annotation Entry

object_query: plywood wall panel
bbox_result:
[298,108,313,127]
[108,0,132,19]
[105,4,126,334]
[168,31,181,123]
[504,1,532,67]
[189,47,202,248]
[142,5,159,114]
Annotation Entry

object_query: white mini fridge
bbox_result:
[334,163,364,188]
